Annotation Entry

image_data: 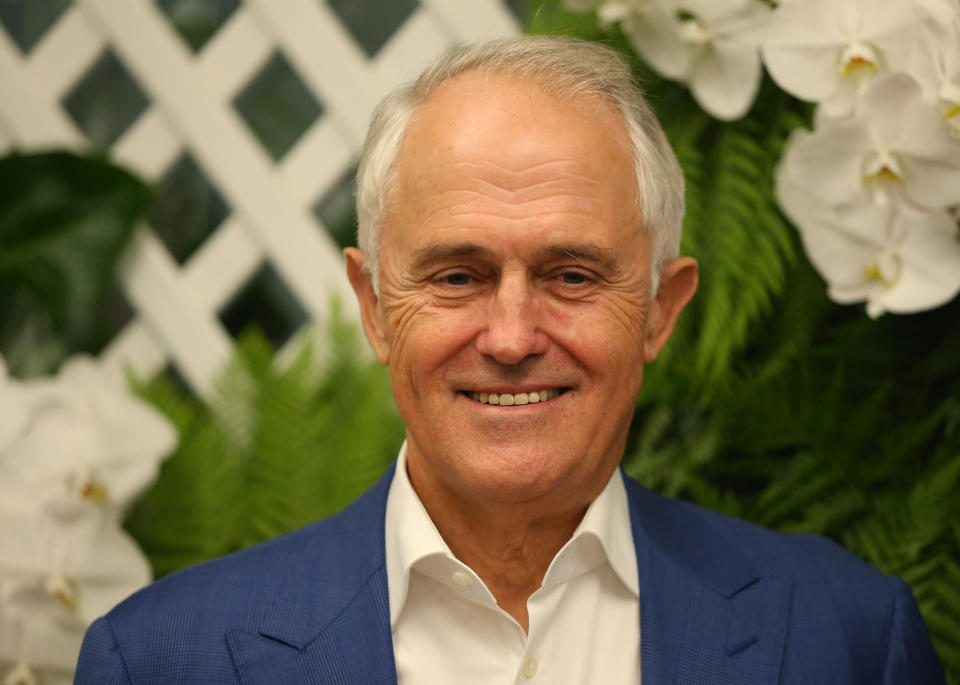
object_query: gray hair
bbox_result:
[355,35,685,295]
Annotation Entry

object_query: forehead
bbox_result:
[382,69,642,257]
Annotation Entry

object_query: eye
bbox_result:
[442,272,472,286]
[429,268,486,299]
[558,271,590,285]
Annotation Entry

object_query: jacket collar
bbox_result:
[227,464,398,685]
[227,464,790,684]
[625,476,791,684]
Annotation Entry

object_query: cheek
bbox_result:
[608,295,651,353]
[382,296,481,388]
[544,295,649,367]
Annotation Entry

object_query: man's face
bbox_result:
[347,71,696,512]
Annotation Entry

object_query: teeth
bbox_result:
[468,389,561,405]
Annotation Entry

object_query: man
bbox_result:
[76,36,944,683]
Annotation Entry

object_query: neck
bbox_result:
[406,460,604,632]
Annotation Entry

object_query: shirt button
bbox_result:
[522,656,538,678]
[451,570,472,586]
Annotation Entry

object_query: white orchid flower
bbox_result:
[0,356,176,522]
[762,0,922,118]
[0,515,151,627]
[598,0,653,26]
[1,603,88,685]
[778,73,960,211]
[0,359,31,456]
[562,0,649,23]
[0,615,79,685]
[620,0,770,120]
[777,142,960,318]
[908,0,960,136]
[0,514,151,685]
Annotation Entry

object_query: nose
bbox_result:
[475,272,547,365]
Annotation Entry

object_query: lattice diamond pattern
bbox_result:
[503,0,529,24]
[83,284,136,356]
[149,153,229,264]
[313,163,358,250]
[233,51,324,162]
[156,0,239,53]
[62,50,149,149]
[327,0,419,58]
[162,361,195,399]
[0,0,70,54]
[219,262,308,348]
[0,0,519,395]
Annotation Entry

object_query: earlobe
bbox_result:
[344,247,391,365]
[644,257,698,363]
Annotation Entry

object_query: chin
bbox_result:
[449,447,579,503]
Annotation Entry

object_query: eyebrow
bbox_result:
[410,241,620,273]
[537,244,618,272]
[410,243,496,271]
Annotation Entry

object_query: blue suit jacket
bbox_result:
[76,465,945,684]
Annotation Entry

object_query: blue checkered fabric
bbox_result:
[75,465,945,684]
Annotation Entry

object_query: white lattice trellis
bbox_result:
[0,0,519,394]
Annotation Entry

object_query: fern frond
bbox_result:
[623,405,719,497]
[125,318,403,576]
[842,457,960,576]
[750,451,846,529]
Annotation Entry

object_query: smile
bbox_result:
[465,388,565,406]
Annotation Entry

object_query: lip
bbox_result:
[462,386,566,394]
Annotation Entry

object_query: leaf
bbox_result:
[0,151,151,375]
[124,313,404,577]
[521,4,960,677]
[526,1,613,41]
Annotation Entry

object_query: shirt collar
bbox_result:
[541,465,639,596]
[384,443,639,627]
[385,443,452,626]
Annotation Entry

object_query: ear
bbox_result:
[643,256,698,363]
[344,247,391,365]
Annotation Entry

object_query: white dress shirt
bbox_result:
[385,444,641,684]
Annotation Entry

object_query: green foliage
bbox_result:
[116,5,959,677]
[124,317,404,577]
[528,2,960,677]
[0,151,150,376]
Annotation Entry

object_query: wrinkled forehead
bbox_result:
[380,69,641,245]
[402,68,632,173]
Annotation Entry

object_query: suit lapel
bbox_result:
[226,465,792,684]
[228,466,398,685]
[625,476,791,685]
[227,567,395,685]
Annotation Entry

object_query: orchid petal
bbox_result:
[789,196,960,316]
[623,7,693,80]
[762,0,849,102]
[860,74,960,207]
[0,606,84,680]
[0,362,33,456]
[762,0,920,111]
[0,515,151,625]
[780,118,871,206]
[675,0,751,25]
[690,38,762,120]
[0,357,176,521]
[878,210,960,313]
